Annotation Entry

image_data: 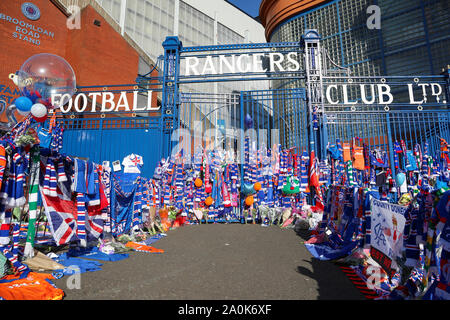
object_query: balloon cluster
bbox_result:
[7,53,76,124]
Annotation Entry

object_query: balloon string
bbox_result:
[1,114,33,141]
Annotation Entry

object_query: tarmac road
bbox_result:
[53,223,365,300]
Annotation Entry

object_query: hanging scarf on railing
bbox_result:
[101,165,112,233]
[300,150,309,192]
[229,162,239,207]
[42,157,58,198]
[1,223,28,272]
[440,138,450,170]
[174,160,184,210]
[336,139,345,184]
[204,151,212,194]
[5,150,27,208]
[0,144,6,192]
[23,146,40,258]
[110,173,139,236]
[162,159,174,206]
[422,192,438,287]
[222,166,231,208]
[50,124,64,152]
[404,202,421,268]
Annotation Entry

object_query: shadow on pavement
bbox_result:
[293,225,365,300]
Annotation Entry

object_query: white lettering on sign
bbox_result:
[182,52,302,76]
[51,90,159,113]
[0,12,55,46]
[324,82,444,105]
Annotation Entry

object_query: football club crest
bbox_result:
[21,2,41,21]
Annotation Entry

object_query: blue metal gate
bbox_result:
[58,30,449,181]
[58,116,162,178]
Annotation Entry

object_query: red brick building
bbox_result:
[0,0,158,123]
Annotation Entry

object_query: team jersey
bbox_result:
[122,154,144,173]
[0,271,64,300]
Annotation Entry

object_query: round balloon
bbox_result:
[254,182,262,191]
[33,114,48,123]
[205,196,213,206]
[245,195,254,206]
[14,96,33,112]
[17,53,76,108]
[31,103,48,118]
[194,178,203,188]
[395,172,406,186]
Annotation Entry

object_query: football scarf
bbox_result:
[23,146,40,258]
[300,151,309,191]
[100,165,112,233]
[110,174,138,236]
[401,140,408,168]
[204,151,212,194]
[440,138,450,170]
[0,145,6,191]
[42,157,58,198]
[5,151,27,208]
[1,224,28,272]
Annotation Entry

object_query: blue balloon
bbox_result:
[244,113,253,129]
[14,96,33,112]
[395,172,406,186]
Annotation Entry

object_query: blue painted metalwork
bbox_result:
[58,30,450,188]
[57,116,162,178]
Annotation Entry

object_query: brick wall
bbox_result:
[0,0,159,123]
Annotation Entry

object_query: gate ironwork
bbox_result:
[58,29,449,193]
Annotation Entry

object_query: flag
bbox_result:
[309,150,319,188]
[41,179,106,246]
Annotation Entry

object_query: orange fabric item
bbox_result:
[342,142,351,162]
[353,147,365,170]
[125,241,164,253]
[352,138,365,170]
[0,272,64,300]
[0,145,6,190]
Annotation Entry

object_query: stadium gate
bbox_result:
[57,30,450,186]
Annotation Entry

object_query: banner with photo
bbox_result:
[370,198,407,278]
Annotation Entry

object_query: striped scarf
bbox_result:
[42,157,58,197]
[76,193,87,247]
[23,147,40,258]
[0,145,6,192]
[100,166,112,233]
[243,135,251,183]
[404,204,421,268]
[346,161,357,187]
[57,159,67,182]
[318,186,334,234]
[132,181,143,229]
[174,162,184,209]
[162,160,174,205]
[230,163,239,207]
[50,124,64,152]
[5,151,27,208]
[300,150,309,191]
[1,223,28,273]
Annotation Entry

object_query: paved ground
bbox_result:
[53,223,365,300]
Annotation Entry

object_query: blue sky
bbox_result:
[227,0,262,18]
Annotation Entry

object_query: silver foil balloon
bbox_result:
[0,104,18,131]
